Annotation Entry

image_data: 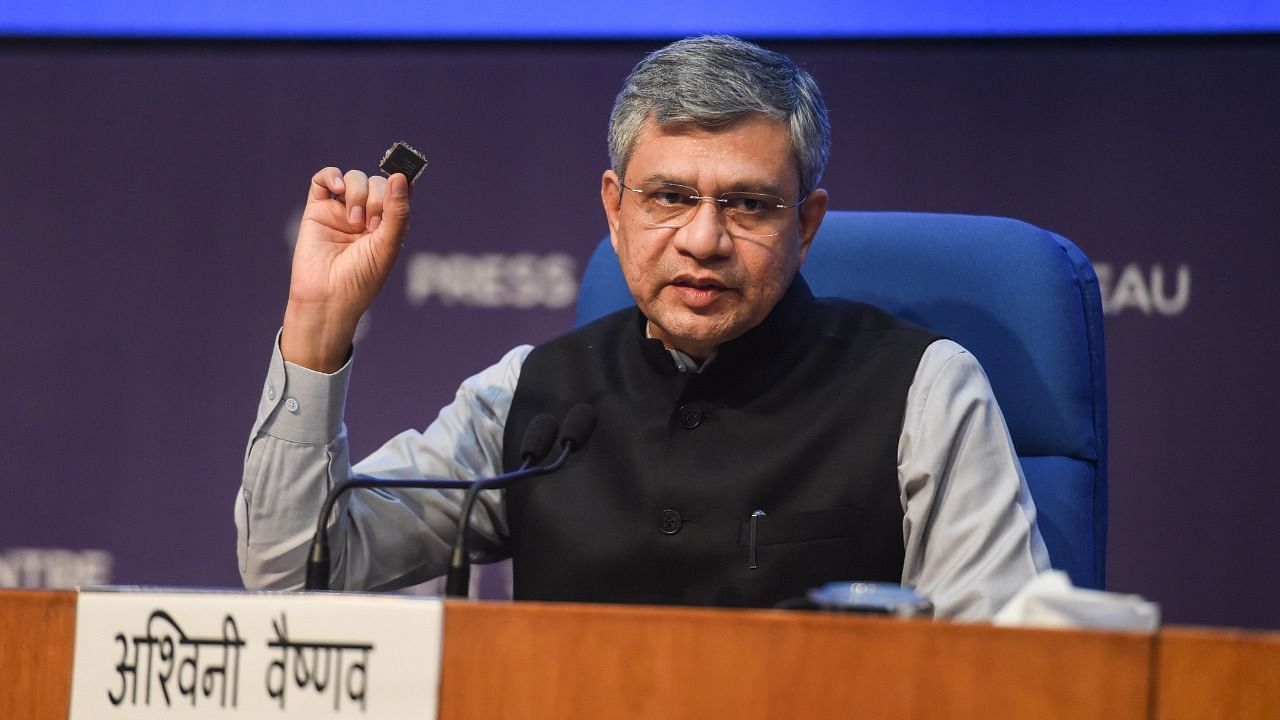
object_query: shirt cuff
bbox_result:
[252,330,351,445]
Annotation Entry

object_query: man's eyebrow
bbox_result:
[639,174,695,187]
[725,181,786,197]
[638,174,787,197]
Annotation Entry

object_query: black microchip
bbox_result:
[379,141,429,184]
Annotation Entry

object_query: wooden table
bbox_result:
[1,590,1275,719]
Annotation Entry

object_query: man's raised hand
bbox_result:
[281,167,413,372]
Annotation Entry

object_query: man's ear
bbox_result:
[796,188,828,264]
[601,170,623,253]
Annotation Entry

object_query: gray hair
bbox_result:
[608,35,831,197]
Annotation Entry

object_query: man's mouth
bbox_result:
[672,277,727,291]
[670,276,730,308]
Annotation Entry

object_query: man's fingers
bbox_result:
[342,170,370,229]
[308,167,345,203]
[303,166,408,239]
[305,167,354,230]
[366,175,388,233]
[366,175,388,215]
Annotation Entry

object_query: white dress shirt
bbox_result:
[237,334,1049,620]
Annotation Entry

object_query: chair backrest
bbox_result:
[575,211,1108,589]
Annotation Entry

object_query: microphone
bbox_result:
[519,413,563,465]
[558,402,598,453]
[444,403,597,597]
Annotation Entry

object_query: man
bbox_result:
[237,35,1048,619]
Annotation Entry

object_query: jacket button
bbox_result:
[659,508,683,535]
[677,404,702,429]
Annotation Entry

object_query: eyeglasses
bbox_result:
[620,181,804,238]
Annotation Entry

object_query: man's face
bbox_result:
[601,114,828,359]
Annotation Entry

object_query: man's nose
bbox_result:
[672,198,732,259]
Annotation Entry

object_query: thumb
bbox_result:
[375,173,413,245]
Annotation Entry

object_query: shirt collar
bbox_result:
[636,274,815,375]
[645,323,716,374]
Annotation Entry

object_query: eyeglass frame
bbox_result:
[618,180,807,238]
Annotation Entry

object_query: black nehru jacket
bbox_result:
[502,276,940,608]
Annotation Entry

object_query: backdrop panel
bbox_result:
[1,37,1275,628]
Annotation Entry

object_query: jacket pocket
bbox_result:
[737,506,862,547]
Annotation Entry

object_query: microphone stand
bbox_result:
[304,404,595,594]
[444,443,574,597]
[305,475,471,591]
[304,462,567,592]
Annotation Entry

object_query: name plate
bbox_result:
[69,588,443,718]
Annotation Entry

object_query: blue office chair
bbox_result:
[575,212,1108,589]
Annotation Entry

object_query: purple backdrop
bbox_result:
[2,38,1276,629]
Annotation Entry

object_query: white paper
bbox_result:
[69,588,442,719]
[993,571,1160,632]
